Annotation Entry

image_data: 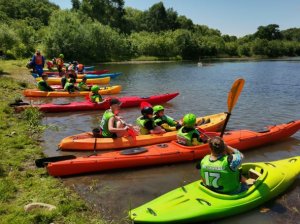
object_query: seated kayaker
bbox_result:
[60,68,68,88]
[136,106,166,135]
[89,85,104,104]
[98,98,131,138]
[37,74,54,92]
[64,78,79,93]
[177,113,203,146]
[198,136,248,194]
[77,76,91,91]
[153,105,181,132]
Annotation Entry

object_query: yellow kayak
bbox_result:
[35,76,110,85]
[23,85,122,97]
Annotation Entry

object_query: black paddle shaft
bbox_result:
[220,112,231,138]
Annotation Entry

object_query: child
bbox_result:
[64,78,78,93]
[153,105,181,131]
[77,76,90,91]
[89,85,104,104]
[177,113,203,146]
[37,74,54,92]
[136,106,166,135]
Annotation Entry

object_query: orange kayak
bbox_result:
[23,85,122,97]
[59,112,226,151]
[35,76,110,85]
[46,120,300,176]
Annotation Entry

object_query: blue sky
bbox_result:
[50,0,300,37]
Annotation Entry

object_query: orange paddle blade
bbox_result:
[227,78,245,113]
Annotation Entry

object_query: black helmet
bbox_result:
[141,107,153,115]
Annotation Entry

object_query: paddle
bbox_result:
[220,78,245,137]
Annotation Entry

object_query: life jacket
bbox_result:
[64,82,75,92]
[37,80,48,91]
[78,81,89,91]
[99,110,115,137]
[56,58,64,67]
[89,92,103,103]
[200,155,241,194]
[136,116,155,135]
[154,114,177,131]
[77,64,84,72]
[35,55,43,65]
[177,127,200,146]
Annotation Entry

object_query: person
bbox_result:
[89,85,104,104]
[198,136,247,194]
[31,50,45,77]
[97,98,131,138]
[77,63,85,73]
[77,76,90,91]
[64,78,79,93]
[37,74,54,92]
[60,68,68,88]
[136,106,166,135]
[177,113,204,146]
[55,54,64,74]
[153,105,181,132]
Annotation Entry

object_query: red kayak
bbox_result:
[17,92,179,113]
[44,69,109,76]
[42,120,300,176]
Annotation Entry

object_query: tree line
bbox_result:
[1,0,300,61]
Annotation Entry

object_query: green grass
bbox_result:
[0,60,105,224]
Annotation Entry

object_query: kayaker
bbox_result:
[55,54,64,74]
[31,50,45,77]
[153,105,181,131]
[77,76,90,91]
[77,63,84,73]
[136,106,166,135]
[177,113,204,146]
[198,136,248,194]
[97,98,131,138]
[64,78,79,93]
[60,68,68,88]
[37,74,54,92]
[89,85,104,104]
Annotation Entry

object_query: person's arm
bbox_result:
[108,117,128,133]
[226,145,244,171]
[191,132,202,146]
[42,56,45,67]
[144,120,165,134]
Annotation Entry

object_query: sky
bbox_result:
[50,0,300,37]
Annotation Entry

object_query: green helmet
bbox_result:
[91,85,99,93]
[153,105,164,114]
[183,113,196,128]
[59,54,64,58]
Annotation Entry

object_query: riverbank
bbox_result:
[0,60,105,224]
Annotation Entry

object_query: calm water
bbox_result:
[38,60,300,223]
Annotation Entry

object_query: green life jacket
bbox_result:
[37,80,49,91]
[78,81,89,91]
[136,116,155,135]
[177,127,200,146]
[200,155,241,194]
[90,93,103,103]
[99,110,115,137]
[154,115,177,127]
[64,81,75,92]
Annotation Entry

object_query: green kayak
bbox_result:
[130,156,300,223]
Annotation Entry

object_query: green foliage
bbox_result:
[254,24,282,40]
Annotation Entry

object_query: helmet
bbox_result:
[141,107,153,116]
[91,85,99,93]
[59,54,64,58]
[183,113,197,128]
[153,105,164,114]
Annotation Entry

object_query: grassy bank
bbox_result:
[0,60,104,224]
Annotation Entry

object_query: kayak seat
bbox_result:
[120,148,148,155]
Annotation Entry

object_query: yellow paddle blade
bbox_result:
[227,78,245,113]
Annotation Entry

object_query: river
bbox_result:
[38,60,300,223]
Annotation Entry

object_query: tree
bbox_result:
[71,0,81,10]
[254,24,282,40]
[144,2,168,32]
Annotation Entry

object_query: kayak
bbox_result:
[59,112,227,151]
[43,69,109,76]
[16,92,179,113]
[43,65,95,72]
[44,120,300,176]
[32,72,120,79]
[130,156,300,223]
[35,76,110,85]
[23,85,122,97]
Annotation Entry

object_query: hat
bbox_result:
[110,98,121,106]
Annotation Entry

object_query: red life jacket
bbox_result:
[35,55,43,65]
